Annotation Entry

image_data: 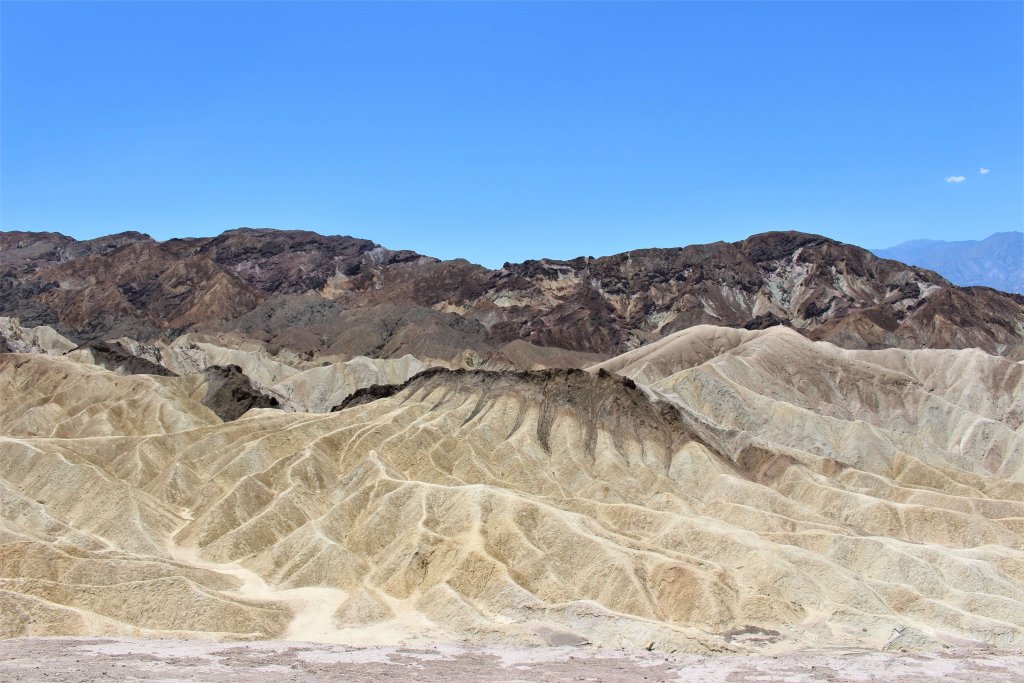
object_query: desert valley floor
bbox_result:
[2,638,1023,682]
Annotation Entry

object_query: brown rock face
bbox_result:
[1,233,269,339]
[197,364,280,421]
[2,227,1022,357]
[0,230,154,276]
[167,228,430,295]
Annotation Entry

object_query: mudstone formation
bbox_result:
[1,228,1022,653]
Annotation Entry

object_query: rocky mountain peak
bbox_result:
[1,228,1021,359]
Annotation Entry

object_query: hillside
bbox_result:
[1,326,1022,651]
[3,228,1023,359]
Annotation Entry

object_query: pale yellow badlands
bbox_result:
[1,325,1022,654]
[65,333,438,413]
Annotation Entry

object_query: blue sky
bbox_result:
[2,1,1020,267]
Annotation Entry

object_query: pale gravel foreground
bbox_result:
[1,638,1022,682]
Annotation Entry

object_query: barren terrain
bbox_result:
[2,323,1022,654]
[1,638,1022,682]
[4,228,1023,359]
[2,231,1024,673]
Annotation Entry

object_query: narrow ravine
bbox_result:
[166,523,350,642]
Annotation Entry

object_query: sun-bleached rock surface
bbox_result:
[0,317,75,356]
[593,325,1024,479]
[1,325,1022,653]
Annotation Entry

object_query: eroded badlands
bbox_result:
[1,323,1022,659]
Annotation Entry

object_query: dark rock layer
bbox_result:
[199,364,280,421]
[3,227,1022,357]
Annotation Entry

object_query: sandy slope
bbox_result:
[1,326,1023,654]
[592,325,1024,479]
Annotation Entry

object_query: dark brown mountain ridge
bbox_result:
[2,227,1022,358]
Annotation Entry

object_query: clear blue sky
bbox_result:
[2,1,1021,267]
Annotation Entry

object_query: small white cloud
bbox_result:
[945,175,966,183]
[980,167,990,174]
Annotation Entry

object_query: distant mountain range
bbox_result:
[873,232,1023,294]
[3,228,1024,358]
